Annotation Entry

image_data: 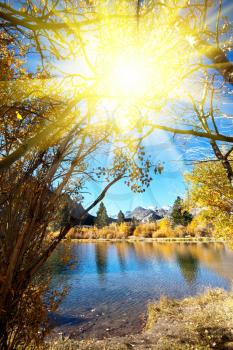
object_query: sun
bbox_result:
[109,55,150,97]
[54,2,198,132]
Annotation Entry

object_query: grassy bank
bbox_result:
[48,289,233,350]
[64,237,224,243]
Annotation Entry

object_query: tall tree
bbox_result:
[171,197,183,226]
[0,28,156,348]
[171,196,192,227]
[95,202,109,228]
[185,159,233,240]
[117,210,125,224]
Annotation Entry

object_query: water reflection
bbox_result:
[176,253,199,284]
[115,243,127,271]
[95,243,108,277]
[45,242,233,339]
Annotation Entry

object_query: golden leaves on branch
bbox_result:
[16,111,23,120]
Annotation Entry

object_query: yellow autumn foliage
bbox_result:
[185,160,233,241]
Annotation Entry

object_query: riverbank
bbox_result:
[48,289,233,350]
[64,236,225,243]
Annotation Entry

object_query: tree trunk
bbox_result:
[210,140,233,186]
[0,318,8,350]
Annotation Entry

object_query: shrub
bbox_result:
[173,225,187,238]
[118,222,131,238]
[66,227,99,239]
[195,225,212,237]
[186,216,213,237]
[134,222,158,238]
[67,227,80,239]
[133,225,142,237]
[96,223,118,238]
[152,230,167,238]
[153,218,175,238]
[158,218,170,230]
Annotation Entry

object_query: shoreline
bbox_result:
[48,289,233,350]
[63,237,225,243]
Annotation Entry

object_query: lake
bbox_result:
[44,241,233,339]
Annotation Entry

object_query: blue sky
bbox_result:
[85,97,233,217]
[83,85,233,216]
[86,158,188,217]
[84,130,197,217]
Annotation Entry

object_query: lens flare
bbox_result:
[53,2,199,132]
[109,55,149,97]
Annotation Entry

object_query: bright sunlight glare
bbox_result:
[54,1,199,132]
[109,55,150,97]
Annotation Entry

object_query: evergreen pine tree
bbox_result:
[171,196,192,226]
[95,202,109,228]
[171,196,183,226]
[182,210,193,226]
[117,210,125,224]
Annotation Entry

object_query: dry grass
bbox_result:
[134,222,158,238]
[66,223,133,240]
[134,219,186,239]
[48,289,233,350]
[145,288,233,349]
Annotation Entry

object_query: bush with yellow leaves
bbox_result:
[152,218,174,238]
[134,222,158,238]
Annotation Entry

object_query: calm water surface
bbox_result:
[45,242,233,339]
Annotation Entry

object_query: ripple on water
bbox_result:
[44,241,232,339]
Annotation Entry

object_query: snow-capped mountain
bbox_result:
[125,206,170,222]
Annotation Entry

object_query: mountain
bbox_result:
[70,201,169,226]
[68,200,96,225]
[69,200,116,225]
[125,206,169,222]
[125,207,156,221]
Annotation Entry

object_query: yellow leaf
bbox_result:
[16,111,22,120]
